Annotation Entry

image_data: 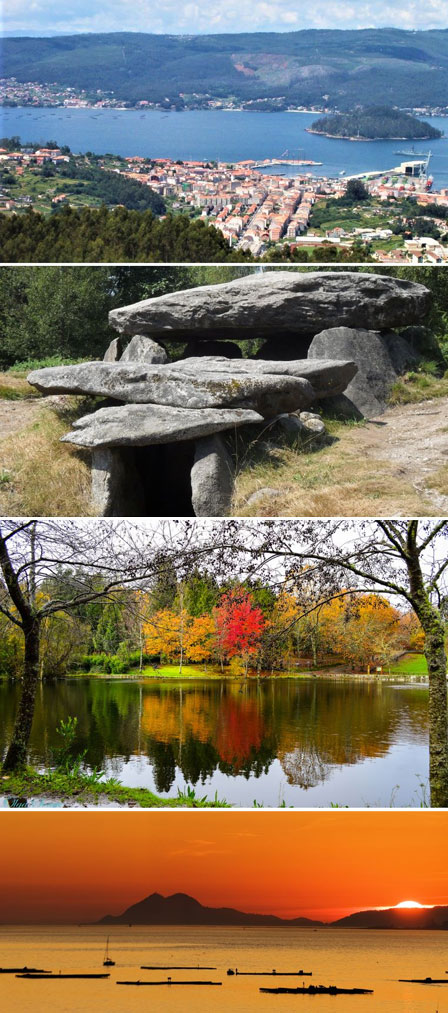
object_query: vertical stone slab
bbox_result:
[103,337,123,362]
[191,435,235,517]
[91,447,143,516]
[121,335,168,363]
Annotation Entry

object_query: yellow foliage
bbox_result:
[143,608,183,659]
[184,614,216,663]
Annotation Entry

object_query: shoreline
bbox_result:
[1,669,428,683]
[0,768,230,809]
[306,128,440,142]
[1,103,321,114]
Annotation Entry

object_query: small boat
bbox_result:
[117,978,222,987]
[399,977,448,984]
[228,968,312,976]
[141,965,216,970]
[260,984,373,995]
[103,937,115,967]
[0,967,50,974]
[17,972,110,980]
[394,149,428,157]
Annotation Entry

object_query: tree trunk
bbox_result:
[3,619,40,771]
[422,614,448,807]
[405,526,448,808]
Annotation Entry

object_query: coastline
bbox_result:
[1,102,320,114]
[305,128,440,141]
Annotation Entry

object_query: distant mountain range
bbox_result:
[335,906,448,929]
[3,29,448,110]
[98,893,448,928]
[99,893,321,926]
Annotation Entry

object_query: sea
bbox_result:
[2,107,448,187]
[1,925,448,1012]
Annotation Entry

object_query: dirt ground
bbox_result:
[342,397,448,512]
[0,397,44,439]
[234,394,448,517]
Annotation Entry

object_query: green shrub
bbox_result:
[9,355,88,374]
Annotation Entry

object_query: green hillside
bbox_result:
[3,28,448,109]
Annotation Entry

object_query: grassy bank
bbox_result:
[389,370,448,405]
[66,658,429,680]
[70,664,314,680]
[1,767,230,808]
[389,653,428,675]
[69,663,224,680]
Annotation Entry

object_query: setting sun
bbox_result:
[394,901,432,909]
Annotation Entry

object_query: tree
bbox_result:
[344,179,369,203]
[144,608,184,665]
[0,518,203,770]
[184,614,216,663]
[39,609,90,679]
[263,590,299,671]
[202,519,448,806]
[0,267,113,367]
[214,588,265,676]
[324,593,403,672]
[93,599,128,654]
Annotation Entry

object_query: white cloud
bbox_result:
[3,0,448,34]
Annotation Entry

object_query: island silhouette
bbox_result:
[97,893,448,929]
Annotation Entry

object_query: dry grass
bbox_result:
[0,399,93,516]
[426,464,448,497]
[388,371,448,406]
[0,371,40,401]
[232,422,429,517]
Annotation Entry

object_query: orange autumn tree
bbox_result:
[214,588,266,677]
[398,610,425,652]
[143,608,183,665]
[143,607,216,672]
[184,614,216,665]
[323,593,404,672]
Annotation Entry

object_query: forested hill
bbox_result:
[3,28,448,109]
[309,106,443,140]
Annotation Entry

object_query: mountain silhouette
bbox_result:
[333,905,448,929]
[98,892,322,926]
[98,893,448,928]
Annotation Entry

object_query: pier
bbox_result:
[252,158,323,168]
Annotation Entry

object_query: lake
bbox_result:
[3,107,448,187]
[0,924,446,1012]
[0,677,429,807]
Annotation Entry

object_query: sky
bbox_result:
[1,811,448,924]
[3,0,448,37]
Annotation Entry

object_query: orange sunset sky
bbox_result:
[1,811,447,924]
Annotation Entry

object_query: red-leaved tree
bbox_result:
[214,589,265,676]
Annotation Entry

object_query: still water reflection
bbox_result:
[0,925,445,1013]
[0,678,429,807]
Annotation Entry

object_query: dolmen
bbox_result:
[27,271,431,517]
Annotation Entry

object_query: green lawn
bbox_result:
[389,653,428,675]
[68,663,320,680]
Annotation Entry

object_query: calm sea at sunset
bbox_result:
[1,925,448,1012]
